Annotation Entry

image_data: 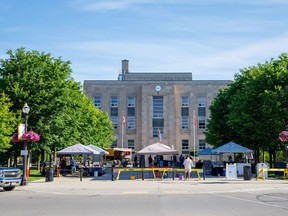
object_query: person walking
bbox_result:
[183,155,193,180]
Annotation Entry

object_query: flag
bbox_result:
[158,128,162,141]
[122,115,126,124]
[246,152,253,160]
[193,118,197,127]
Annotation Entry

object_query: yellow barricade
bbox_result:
[256,168,288,180]
[115,167,203,181]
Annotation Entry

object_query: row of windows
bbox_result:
[94,95,207,132]
[95,96,205,108]
[181,139,206,154]
[93,96,136,109]
[181,96,206,130]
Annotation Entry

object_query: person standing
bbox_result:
[159,155,164,168]
[70,157,76,174]
[60,157,67,176]
[183,155,193,180]
[148,155,153,167]
[133,155,138,167]
[172,154,177,168]
[179,154,184,168]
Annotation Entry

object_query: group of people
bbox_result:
[133,154,194,180]
[59,156,76,175]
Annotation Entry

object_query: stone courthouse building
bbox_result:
[83,60,231,154]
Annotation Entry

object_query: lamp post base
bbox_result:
[21,178,28,186]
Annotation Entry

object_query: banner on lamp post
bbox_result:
[18,124,25,140]
[21,150,28,156]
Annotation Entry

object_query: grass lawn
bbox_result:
[28,167,44,182]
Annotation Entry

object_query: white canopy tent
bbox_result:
[88,144,108,163]
[57,143,100,155]
[137,142,178,155]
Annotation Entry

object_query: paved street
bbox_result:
[1,176,288,216]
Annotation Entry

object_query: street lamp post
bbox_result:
[22,103,30,186]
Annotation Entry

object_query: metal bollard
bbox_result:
[79,165,83,181]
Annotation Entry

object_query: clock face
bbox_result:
[155,85,161,92]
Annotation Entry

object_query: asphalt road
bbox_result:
[1,177,288,216]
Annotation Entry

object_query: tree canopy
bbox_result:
[0,93,18,152]
[205,53,288,163]
[0,48,114,161]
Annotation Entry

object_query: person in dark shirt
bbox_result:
[148,155,153,167]
[179,154,184,169]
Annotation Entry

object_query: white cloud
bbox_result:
[61,33,288,82]
[69,0,288,12]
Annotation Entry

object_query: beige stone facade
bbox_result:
[83,60,231,154]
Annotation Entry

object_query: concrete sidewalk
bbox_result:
[16,174,288,196]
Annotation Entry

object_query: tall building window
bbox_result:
[181,96,189,130]
[198,97,206,129]
[128,140,135,149]
[182,139,189,154]
[93,96,101,109]
[127,96,136,130]
[181,96,189,107]
[153,96,164,118]
[110,96,118,129]
[110,96,118,107]
[199,139,206,150]
[153,96,164,137]
[127,96,135,107]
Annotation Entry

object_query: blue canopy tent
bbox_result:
[196,147,219,165]
[197,147,217,156]
[211,142,253,154]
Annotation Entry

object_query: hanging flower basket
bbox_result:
[12,133,21,142]
[12,131,40,142]
[279,131,288,142]
[22,131,40,142]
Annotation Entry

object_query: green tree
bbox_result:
[205,53,288,164]
[0,93,17,152]
[0,48,114,163]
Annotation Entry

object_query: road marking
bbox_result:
[123,191,149,194]
[210,192,288,210]
[162,191,189,194]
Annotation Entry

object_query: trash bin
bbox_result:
[44,161,54,182]
[243,165,251,180]
[45,169,54,182]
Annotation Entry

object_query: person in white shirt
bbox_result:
[183,155,194,180]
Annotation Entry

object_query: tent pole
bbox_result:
[193,110,196,161]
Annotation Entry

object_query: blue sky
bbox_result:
[1,0,288,84]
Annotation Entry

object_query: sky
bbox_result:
[0,0,288,84]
